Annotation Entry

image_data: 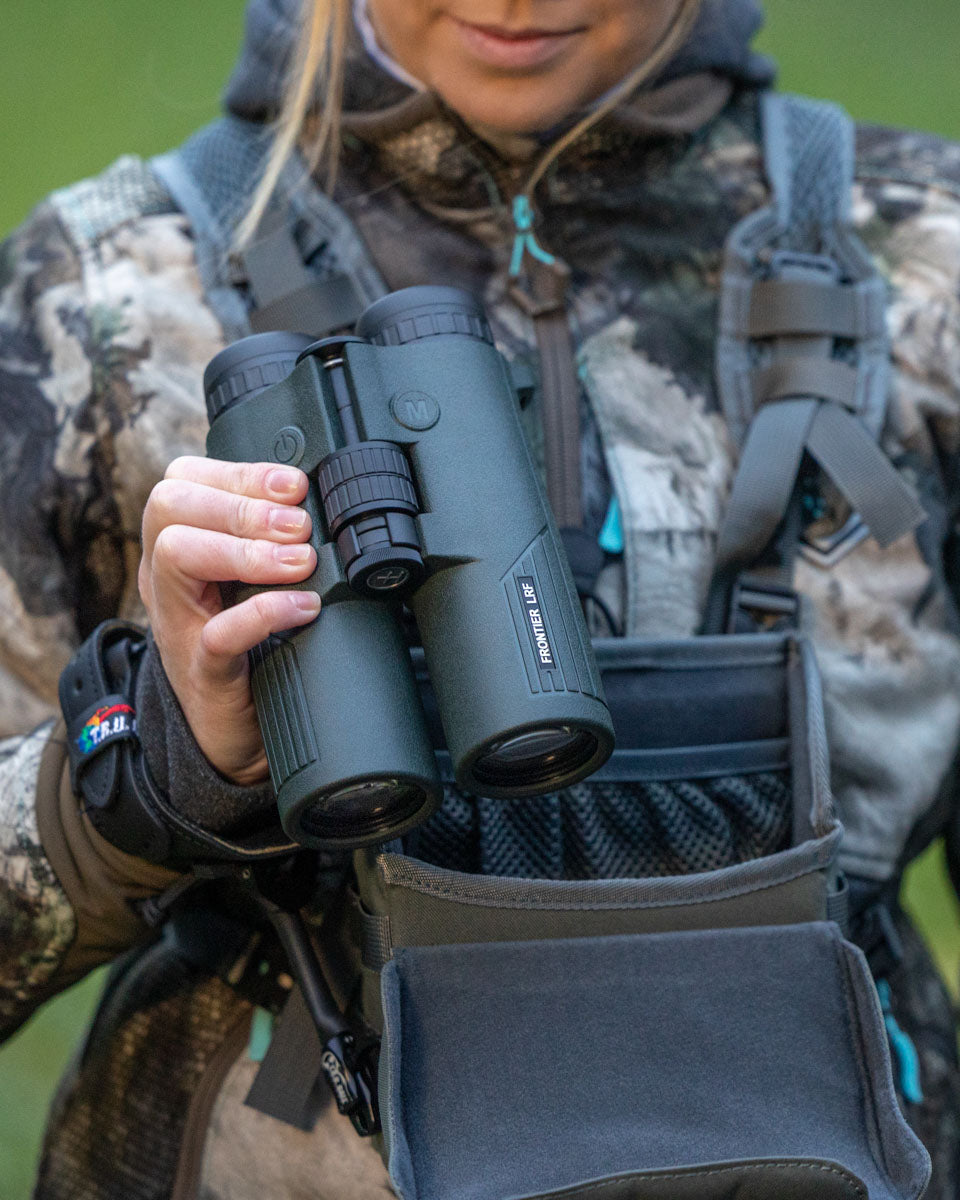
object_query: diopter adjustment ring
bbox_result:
[317,440,425,598]
[318,442,419,536]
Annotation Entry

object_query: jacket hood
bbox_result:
[224,0,775,126]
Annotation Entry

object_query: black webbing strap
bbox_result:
[805,402,923,546]
[702,393,924,632]
[238,210,368,336]
[347,888,392,971]
[244,985,327,1130]
[59,621,299,866]
[152,118,388,343]
[60,620,143,804]
[826,875,850,935]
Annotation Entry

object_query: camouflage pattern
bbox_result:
[0,723,75,1040]
[2,58,960,1197]
[33,932,253,1200]
[0,191,226,1041]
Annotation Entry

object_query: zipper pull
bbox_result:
[510,195,557,277]
[599,496,624,556]
[876,980,924,1105]
[507,194,568,319]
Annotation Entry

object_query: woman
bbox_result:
[2,0,960,1195]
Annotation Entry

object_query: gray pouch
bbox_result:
[353,634,842,1026]
[379,925,930,1200]
[347,634,929,1196]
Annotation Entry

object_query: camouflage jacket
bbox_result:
[3,42,960,1199]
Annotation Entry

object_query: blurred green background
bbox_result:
[0,1,958,1196]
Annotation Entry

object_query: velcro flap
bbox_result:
[380,924,929,1200]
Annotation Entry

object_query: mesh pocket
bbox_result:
[405,771,792,880]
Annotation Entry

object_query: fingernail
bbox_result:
[275,543,313,566]
[293,591,322,614]
[267,468,302,495]
[268,506,309,534]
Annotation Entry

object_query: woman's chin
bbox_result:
[431,73,591,138]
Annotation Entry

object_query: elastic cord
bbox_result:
[520,0,704,199]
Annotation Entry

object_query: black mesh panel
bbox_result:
[407,772,793,880]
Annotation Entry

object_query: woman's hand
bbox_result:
[138,455,321,786]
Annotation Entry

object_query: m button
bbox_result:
[390,391,441,431]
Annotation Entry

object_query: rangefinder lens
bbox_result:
[297,779,428,844]
[471,725,599,791]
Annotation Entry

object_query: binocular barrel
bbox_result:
[204,287,614,849]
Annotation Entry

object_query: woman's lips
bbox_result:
[449,17,586,70]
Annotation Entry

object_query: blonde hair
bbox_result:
[237,0,349,244]
[239,0,702,242]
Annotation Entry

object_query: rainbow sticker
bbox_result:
[76,703,135,755]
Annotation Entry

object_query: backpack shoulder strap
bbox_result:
[703,92,924,634]
[48,155,178,251]
[151,116,387,341]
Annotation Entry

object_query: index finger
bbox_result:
[164,455,308,503]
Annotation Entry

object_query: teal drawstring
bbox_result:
[509,195,556,277]
[598,496,624,555]
[876,980,924,1104]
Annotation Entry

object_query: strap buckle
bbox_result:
[727,575,800,634]
[799,511,869,569]
[322,1031,381,1137]
[232,208,367,336]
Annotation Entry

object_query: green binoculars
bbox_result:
[204,286,614,849]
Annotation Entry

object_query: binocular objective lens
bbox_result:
[472,725,599,792]
[298,779,427,843]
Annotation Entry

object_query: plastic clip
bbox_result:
[727,576,800,634]
[322,1030,381,1136]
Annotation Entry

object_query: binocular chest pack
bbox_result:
[106,91,931,1197]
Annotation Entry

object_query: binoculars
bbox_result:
[204,287,614,849]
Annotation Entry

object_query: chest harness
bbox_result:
[60,91,933,1198]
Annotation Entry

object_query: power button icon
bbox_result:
[272,426,307,465]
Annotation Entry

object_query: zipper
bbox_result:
[507,195,582,530]
[170,1010,253,1200]
[496,0,701,531]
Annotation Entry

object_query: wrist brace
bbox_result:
[60,619,298,867]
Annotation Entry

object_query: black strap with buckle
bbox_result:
[240,865,382,1137]
[851,894,904,981]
